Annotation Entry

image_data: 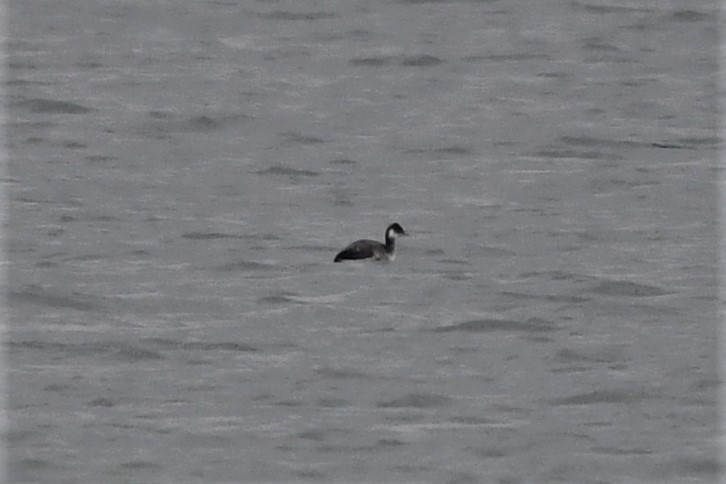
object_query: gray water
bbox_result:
[5,0,722,482]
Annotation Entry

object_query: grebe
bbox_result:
[334,223,407,262]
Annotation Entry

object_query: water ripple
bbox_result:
[8,286,102,312]
[549,388,660,406]
[432,318,557,333]
[589,280,672,297]
[15,98,92,114]
[376,393,451,409]
[256,166,320,177]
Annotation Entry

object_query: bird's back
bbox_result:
[334,239,384,262]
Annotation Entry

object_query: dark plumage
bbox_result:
[334,223,407,262]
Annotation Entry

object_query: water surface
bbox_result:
[6,0,721,482]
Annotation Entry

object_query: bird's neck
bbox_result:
[385,236,396,254]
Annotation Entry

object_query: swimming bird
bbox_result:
[334,223,407,262]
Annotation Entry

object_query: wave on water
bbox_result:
[15,98,93,114]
